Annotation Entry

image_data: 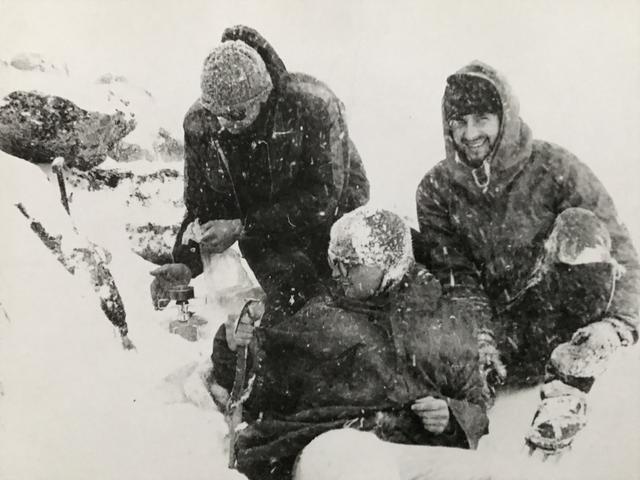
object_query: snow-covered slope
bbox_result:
[0,153,244,480]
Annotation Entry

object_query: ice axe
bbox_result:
[51,157,70,214]
[227,299,265,469]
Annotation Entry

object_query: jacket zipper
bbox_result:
[212,139,245,221]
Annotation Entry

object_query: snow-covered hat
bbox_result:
[200,40,273,114]
[328,206,414,291]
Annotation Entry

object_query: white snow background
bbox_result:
[1,1,639,479]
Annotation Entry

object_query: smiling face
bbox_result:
[449,112,500,166]
[329,258,384,300]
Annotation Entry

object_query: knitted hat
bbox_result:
[200,40,273,114]
[443,74,502,121]
[328,206,414,291]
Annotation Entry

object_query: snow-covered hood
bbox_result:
[328,206,414,292]
[442,61,534,192]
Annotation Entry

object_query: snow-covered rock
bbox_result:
[126,222,180,264]
[0,55,183,165]
[92,74,184,163]
[0,90,135,169]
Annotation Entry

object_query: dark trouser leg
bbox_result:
[500,208,616,386]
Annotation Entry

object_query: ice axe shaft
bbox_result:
[228,299,264,469]
[52,157,70,214]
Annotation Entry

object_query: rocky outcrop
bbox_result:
[0,90,135,170]
[126,222,180,264]
[64,167,134,191]
[128,168,181,207]
[109,128,184,163]
[153,128,184,161]
[53,163,184,265]
[124,169,183,264]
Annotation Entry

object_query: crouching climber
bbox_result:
[211,206,489,480]
[149,25,368,315]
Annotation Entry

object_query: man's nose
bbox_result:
[463,120,480,140]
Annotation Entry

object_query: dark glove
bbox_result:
[149,263,192,310]
[199,219,244,254]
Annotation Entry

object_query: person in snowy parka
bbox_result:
[150,25,369,314]
[212,206,489,480]
[414,61,640,455]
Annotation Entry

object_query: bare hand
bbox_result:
[200,219,244,254]
[411,396,450,434]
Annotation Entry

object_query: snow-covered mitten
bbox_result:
[526,320,621,455]
[549,320,621,388]
[525,380,587,454]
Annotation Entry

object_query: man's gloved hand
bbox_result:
[478,329,507,386]
[525,380,587,456]
[149,263,192,310]
[199,219,244,254]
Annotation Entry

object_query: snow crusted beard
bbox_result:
[328,206,414,291]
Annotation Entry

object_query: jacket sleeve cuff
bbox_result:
[446,398,489,450]
[172,240,203,278]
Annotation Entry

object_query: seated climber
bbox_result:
[211,206,489,480]
[414,61,640,455]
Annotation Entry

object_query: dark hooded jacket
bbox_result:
[416,62,639,348]
[213,265,488,480]
[173,26,369,276]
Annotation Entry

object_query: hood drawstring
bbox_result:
[471,160,491,193]
[455,152,492,193]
